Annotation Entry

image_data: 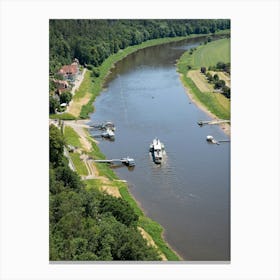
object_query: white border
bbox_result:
[1,0,279,279]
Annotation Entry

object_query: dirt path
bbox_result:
[187,70,213,92]
[66,69,89,117]
[67,92,91,117]
[71,68,87,94]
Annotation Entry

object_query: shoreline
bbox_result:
[179,74,231,137]
[62,118,182,260]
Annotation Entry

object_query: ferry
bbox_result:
[149,138,165,164]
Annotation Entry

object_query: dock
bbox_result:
[89,121,115,131]
[90,128,115,140]
[198,119,230,127]
[94,157,135,167]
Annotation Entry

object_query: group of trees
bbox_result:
[49,91,72,114]
[49,124,161,260]
[49,19,230,75]
[201,63,231,99]
[208,61,230,74]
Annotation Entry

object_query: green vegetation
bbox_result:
[118,183,180,260]
[49,95,60,114]
[73,71,92,101]
[64,126,82,148]
[50,19,230,120]
[84,179,103,191]
[50,125,163,261]
[49,113,77,120]
[61,125,180,260]
[50,19,230,74]
[59,91,72,104]
[177,37,230,120]
[194,38,230,67]
[69,153,88,176]
[49,20,231,261]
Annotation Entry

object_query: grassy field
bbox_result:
[177,37,230,120]
[69,152,88,176]
[64,126,82,148]
[193,38,230,67]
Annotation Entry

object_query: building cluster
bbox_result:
[53,58,80,95]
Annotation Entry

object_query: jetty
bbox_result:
[91,128,115,140]
[94,157,135,167]
[89,121,115,131]
[198,119,230,127]
[206,135,230,145]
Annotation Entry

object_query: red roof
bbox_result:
[59,64,78,75]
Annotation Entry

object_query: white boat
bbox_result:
[102,128,115,139]
[150,138,165,164]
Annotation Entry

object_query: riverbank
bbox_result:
[61,119,181,260]
[176,36,231,136]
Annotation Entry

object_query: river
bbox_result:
[89,36,230,261]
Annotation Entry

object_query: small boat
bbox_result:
[149,138,165,164]
[206,135,219,145]
[102,128,115,139]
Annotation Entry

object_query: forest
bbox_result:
[49,124,161,260]
[49,19,230,75]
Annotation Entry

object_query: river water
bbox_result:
[90,37,230,261]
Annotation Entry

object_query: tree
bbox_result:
[216,61,226,70]
[50,19,230,72]
[206,72,213,82]
[213,74,219,82]
[49,124,64,165]
[60,91,72,104]
[222,86,230,98]
[49,95,60,114]
[200,67,206,74]
[55,165,81,190]
[91,67,100,78]
[99,195,138,227]
[214,79,226,89]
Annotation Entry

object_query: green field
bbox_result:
[193,38,230,67]
[64,126,82,148]
[177,37,231,120]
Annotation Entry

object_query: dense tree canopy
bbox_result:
[49,19,230,74]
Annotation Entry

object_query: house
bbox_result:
[53,79,69,93]
[58,59,80,82]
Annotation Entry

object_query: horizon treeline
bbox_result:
[49,19,230,74]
